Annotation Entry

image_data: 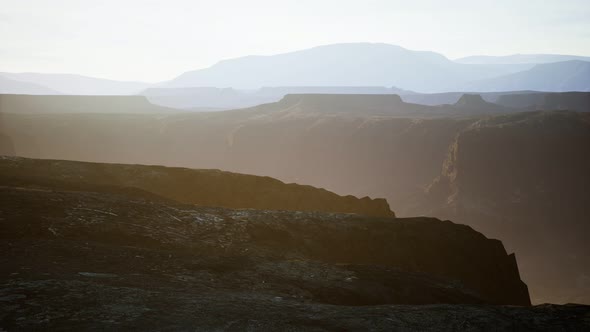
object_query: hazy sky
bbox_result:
[1,0,589,82]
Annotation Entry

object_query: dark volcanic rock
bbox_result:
[0,156,393,217]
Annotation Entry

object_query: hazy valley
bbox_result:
[1,33,590,331]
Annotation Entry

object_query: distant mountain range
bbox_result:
[0,76,60,95]
[455,54,590,65]
[159,43,531,92]
[1,43,589,98]
[0,72,149,95]
[464,61,590,92]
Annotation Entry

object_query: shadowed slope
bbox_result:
[0,156,394,217]
[416,111,590,303]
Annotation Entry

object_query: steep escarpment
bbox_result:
[419,111,590,303]
[427,111,590,218]
[0,156,394,217]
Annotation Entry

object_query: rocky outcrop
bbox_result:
[0,156,394,217]
[439,94,511,115]
[454,94,488,108]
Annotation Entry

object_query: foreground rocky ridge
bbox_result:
[0,156,393,217]
[0,181,528,305]
[0,160,568,329]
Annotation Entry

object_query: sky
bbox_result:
[1,0,589,82]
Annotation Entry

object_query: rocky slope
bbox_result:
[0,156,393,217]
[0,165,563,329]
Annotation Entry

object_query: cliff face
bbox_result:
[0,156,394,218]
[429,111,590,218]
[420,111,590,303]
